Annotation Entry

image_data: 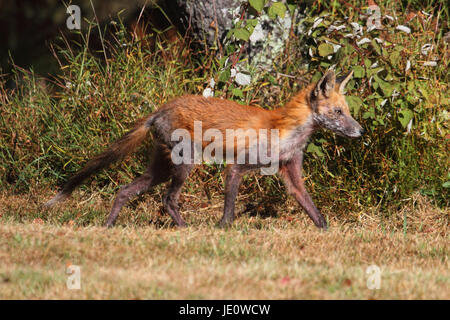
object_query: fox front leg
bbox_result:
[279,153,328,229]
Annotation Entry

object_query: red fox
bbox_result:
[45,70,364,229]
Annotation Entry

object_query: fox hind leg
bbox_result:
[163,164,193,227]
[105,145,173,227]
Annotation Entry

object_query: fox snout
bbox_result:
[344,115,365,138]
[314,112,364,138]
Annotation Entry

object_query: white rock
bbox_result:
[324,40,341,53]
[421,43,433,55]
[423,61,437,67]
[312,17,323,29]
[250,23,265,43]
[367,24,376,32]
[332,44,342,52]
[283,15,292,30]
[407,119,413,133]
[235,72,251,86]
[350,22,362,35]
[327,24,346,33]
[350,22,360,30]
[405,60,411,72]
[357,38,371,46]
[396,25,411,33]
[374,37,384,44]
[202,88,214,98]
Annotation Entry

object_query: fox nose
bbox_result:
[359,128,365,135]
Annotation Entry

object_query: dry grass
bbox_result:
[0,190,448,299]
[0,0,447,301]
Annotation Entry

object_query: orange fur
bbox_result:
[160,86,315,143]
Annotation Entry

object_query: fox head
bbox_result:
[310,70,364,138]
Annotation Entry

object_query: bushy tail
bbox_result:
[44,115,154,207]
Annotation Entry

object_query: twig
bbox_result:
[89,0,109,73]
[133,1,148,44]
[212,0,223,57]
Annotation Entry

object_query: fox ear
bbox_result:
[336,71,353,94]
[313,70,335,99]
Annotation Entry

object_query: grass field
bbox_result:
[0,190,448,299]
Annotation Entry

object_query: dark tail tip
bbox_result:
[43,191,69,208]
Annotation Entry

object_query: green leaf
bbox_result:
[376,116,385,125]
[233,28,250,41]
[232,88,244,98]
[268,2,287,19]
[398,109,413,128]
[306,142,324,157]
[346,96,363,117]
[346,79,355,91]
[390,50,401,66]
[363,107,375,120]
[218,69,231,82]
[218,57,228,68]
[311,72,322,82]
[371,39,381,55]
[318,43,334,57]
[374,75,394,96]
[246,19,258,28]
[244,19,258,34]
[267,75,276,85]
[368,67,384,77]
[443,181,450,188]
[352,65,365,78]
[249,0,266,12]
[225,29,234,39]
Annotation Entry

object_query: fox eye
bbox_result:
[334,108,343,115]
